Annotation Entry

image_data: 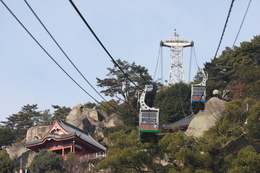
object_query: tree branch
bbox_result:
[220,130,252,150]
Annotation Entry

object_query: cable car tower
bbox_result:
[160,29,194,86]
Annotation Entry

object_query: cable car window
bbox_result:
[140,110,158,124]
[192,86,205,96]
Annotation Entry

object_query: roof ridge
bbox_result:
[57,119,106,151]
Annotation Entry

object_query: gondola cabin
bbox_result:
[139,109,159,143]
[138,85,159,143]
[191,85,206,113]
[191,68,208,114]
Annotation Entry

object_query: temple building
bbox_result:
[24,119,106,158]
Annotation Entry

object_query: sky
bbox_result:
[0,0,259,122]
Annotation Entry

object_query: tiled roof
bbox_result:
[24,134,74,146]
[24,119,106,152]
[163,114,195,128]
[57,119,106,151]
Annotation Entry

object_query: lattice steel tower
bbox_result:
[160,29,193,86]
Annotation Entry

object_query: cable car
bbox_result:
[138,85,159,143]
[191,68,208,114]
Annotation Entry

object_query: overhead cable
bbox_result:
[214,0,235,59]
[188,47,193,83]
[208,58,255,80]
[177,83,187,117]
[69,0,142,91]
[153,46,163,84]
[1,0,101,105]
[232,0,252,48]
[23,0,120,110]
[192,47,199,69]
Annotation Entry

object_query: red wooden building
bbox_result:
[24,119,106,158]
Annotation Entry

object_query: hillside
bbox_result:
[204,35,260,101]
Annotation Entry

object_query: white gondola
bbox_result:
[138,85,159,143]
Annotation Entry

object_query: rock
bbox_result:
[186,97,226,137]
[67,104,107,122]
[6,143,27,160]
[66,104,123,137]
[222,85,232,101]
[6,143,36,168]
[66,113,88,132]
[105,113,124,127]
[7,103,123,167]
[24,125,51,143]
[68,103,82,116]
[83,108,106,122]
[67,104,102,135]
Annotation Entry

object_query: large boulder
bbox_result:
[6,143,36,168]
[24,125,51,143]
[7,125,51,165]
[6,143,27,160]
[68,104,107,121]
[186,97,226,137]
[105,113,124,127]
[7,104,124,168]
[66,104,123,137]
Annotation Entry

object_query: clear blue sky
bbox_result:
[0,0,259,122]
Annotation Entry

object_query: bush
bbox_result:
[29,150,63,173]
[0,149,14,173]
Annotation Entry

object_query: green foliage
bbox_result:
[0,35,258,173]
[0,150,14,173]
[0,126,15,149]
[63,152,79,173]
[96,59,161,127]
[119,106,139,126]
[96,59,154,109]
[29,150,63,173]
[50,105,71,121]
[158,131,211,172]
[38,109,52,122]
[0,104,71,142]
[154,83,191,128]
[98,99,119,115]
[83,101,97,109]
[99,97,260,173]
[95,59,163,129]
[204,35,260,100]
[196,99,260,172]
[225,145,260,173]
[98,130,165,173]
[103,125,136,136]
[244,100,260,139]
[1,104,41,142]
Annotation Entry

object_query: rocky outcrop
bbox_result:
[185,97,226,137]
[7,104,124,168]
[66,104,124,138]
[6,143,28,160]
[24,125,51,143]
[6,126,51,168]
[6,143,37,168]
[105,113,124,127]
